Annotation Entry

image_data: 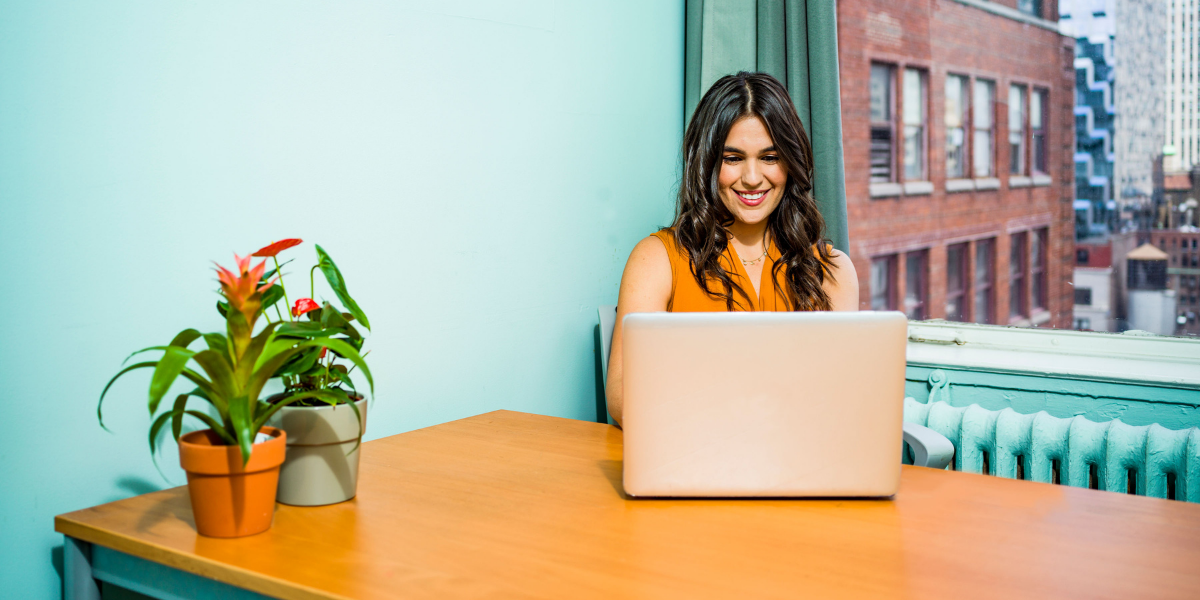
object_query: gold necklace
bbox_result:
[740,234,769,266]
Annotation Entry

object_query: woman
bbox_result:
[606,72,858,427]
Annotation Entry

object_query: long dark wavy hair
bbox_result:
[672,71,835,311]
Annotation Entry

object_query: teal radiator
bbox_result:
[904,397,1200,503]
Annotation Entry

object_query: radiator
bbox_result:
[904,397,1200,503]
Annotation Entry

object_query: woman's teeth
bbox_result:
[738,191,765,200]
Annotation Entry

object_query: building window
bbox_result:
[975,238,995,324]
[1074,317,1091,330]
[903,68,927,181]
[1032,89,1048,173]
[871,255,897,310]
[946,243,969,321]
[1075,288,1093,305]
[870,64,895,183]
[905,250,929,319]
[973,79,995,177]
[1010,232,1028,319]
[1018,0,1042,17]
[1009,84,1026,176]
[1032,228,1048,311]
[946,74,970,179]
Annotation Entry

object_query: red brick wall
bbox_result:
[838,0,1076,328]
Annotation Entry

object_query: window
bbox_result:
[903,69,927,181]
[946,243,969,321]
[870,64,895,183]
[1076,248,1090,264]
[1010,232,1028,319]
[946,74,969,179]
[974,239,995,324]
[871,255,897,310]
[1074,317,1091,331]
[1032,228,1048,311]
[1075,288,1093,305]
[973,80,995,177]
[1018,0,1042,18]
[1032,89,1048,173]
[905,250,929,319]
[1009,84,1026,175]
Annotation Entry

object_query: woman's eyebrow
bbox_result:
[722,146,777,154]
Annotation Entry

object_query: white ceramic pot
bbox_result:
[269,398,367,506]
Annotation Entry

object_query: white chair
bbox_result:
[596,305,954,469]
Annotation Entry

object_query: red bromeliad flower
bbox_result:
[252,238,303,258]
[292,298,320,318]
[215,254,276,322]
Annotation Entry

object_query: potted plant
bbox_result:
[98,248,373,536]
[250,240,374,506]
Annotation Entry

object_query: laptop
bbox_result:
[621,311,907,498]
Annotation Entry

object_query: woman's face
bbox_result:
[718,115,787,228]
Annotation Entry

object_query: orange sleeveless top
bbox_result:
[651,229,795,312]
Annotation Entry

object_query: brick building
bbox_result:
[838,0,1076,328]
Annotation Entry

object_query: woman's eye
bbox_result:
[762,155,779,164]
[722,155,742,164]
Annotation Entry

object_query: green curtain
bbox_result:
[684,0,849,252]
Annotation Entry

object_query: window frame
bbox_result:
[869,63,897,184]
[945,73,971,180]
[1009,84,1027,176]
[1031,228,1048,312]
[974,238,996,324]
[1031,88,1048,174]
[905,249,929,320]
[946,242,970,322]
[870,254,899,310]
[1010,232,1029,321]
[902,67,929,183]
[973,79,996,178]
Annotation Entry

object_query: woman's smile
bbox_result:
[734,189,769,206]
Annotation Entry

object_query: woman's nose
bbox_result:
[741,160,764,187]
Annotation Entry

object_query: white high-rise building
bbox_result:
[1166,0,1199,173]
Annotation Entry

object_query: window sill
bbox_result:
[1032,174,1052,186]
[906,320,1200,389]
[869,182,903,198]
[946,179,975,192]
[1009,175,1032,188]
[974,177,1001,190]
[903,181,934,195]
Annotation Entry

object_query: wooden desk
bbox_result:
[57,410,1200,599]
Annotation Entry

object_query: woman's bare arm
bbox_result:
[606,236,673,427]
[823,249,860,311]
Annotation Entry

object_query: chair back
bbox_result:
[598,305,617,383]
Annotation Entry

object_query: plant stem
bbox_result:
[310,265,319,300]
[274,256,293,321]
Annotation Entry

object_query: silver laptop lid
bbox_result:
[622,311,906,497]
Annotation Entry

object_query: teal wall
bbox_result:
[0,2,683,597]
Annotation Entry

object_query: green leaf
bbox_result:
[246,337,374,407]
[260,284,285,313]
[234,321,280,385]
[251,389,345,434]
[203,332,232,364]
[189,350,238,403]
[169,328,202,349]
[184,410,234,444]
[98,361,158,430]
[228,395,254,465]
[315,245,370,331]
[170,393,190,442]
[275,347,322,377]
[274,321,340,338]
[148,346,196,415]
[216,301,229,318]
[319,306,362,341]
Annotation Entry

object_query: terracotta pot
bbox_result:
[269,398,367,506]
[178,427,286,538]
